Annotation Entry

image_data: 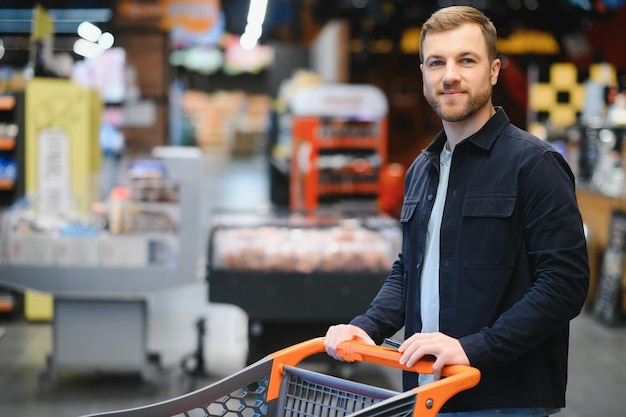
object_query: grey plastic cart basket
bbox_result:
[79,338,480,417]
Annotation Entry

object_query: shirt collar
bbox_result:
[424,107,510,157]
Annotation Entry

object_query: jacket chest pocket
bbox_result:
[461,195,518,269]
[400,199,419,223]
[400,199,420,254]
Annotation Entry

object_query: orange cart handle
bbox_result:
[335,339,481,416]
[335,339,473,377]
[267,337,480,416]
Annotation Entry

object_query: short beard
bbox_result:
[426,86,492,123]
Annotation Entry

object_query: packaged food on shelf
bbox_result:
[0,200,180,268]
[55,223,101,266]
[209,210,400,273]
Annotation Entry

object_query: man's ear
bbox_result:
[491,58,501,86]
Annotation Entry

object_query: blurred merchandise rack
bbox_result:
[0,148,206,381]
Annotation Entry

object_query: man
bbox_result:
[324,6,589,416]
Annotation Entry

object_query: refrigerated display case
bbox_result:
[207,209,400,363]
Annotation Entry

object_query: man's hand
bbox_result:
[398,332,470,380]
[324,324,375,360]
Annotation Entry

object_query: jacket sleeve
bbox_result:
[349,160,423,344]
[350,253,407,344]
[460,151,590,370]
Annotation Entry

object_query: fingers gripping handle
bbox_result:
[336,339,436,373]
[335,339,481,417]
[336,339,466,376]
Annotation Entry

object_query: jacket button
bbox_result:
[428,194,433,201]
[416,263,421,269]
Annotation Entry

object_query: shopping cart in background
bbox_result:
[80,337,480,417]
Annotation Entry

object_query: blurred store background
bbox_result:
[0,1,625,416]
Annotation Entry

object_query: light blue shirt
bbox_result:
[419,146,452,387]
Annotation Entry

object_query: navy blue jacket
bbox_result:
[351,108,589,412]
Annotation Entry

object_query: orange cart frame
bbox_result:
[80,338,480,417]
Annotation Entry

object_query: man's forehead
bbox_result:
[422,24,487,56]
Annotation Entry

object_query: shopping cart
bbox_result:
[80,337,480,417]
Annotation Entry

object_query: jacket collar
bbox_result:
[424,107,510,157]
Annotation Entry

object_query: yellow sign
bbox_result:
[528,62,617,128]
[31,4,55,40]
[497,29,560,55]
[25,78,102,212]
[399,27,560,56]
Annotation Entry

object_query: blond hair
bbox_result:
[420,6,498,63]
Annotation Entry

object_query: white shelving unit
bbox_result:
[0,148,206,381]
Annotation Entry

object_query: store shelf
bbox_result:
[289,84,388,211]
[0,293,15,313]
[0,137,15,150]
[0,92,24,207]
[0,95,15,111]
[0,179,14,190]
[576,187,626,312]
[0,151,206,297]
[317,181,378,195]
[316,136,380,149]
[0,149,206,381]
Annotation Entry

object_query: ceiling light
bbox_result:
[73,38,104,58]
[240,32,258,50]
[77,21,102,43]
[98,32,115,49]
[247,0,268,27]
[241,0,268,49]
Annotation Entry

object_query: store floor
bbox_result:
[1,152,625,417]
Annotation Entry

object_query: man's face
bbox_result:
[420,23,500,123]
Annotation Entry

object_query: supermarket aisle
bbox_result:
[0,152,625,417]
[1,303,625,417]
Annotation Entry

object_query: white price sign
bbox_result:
[37,127,71,215]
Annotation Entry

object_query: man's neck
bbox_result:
[443,105,496,151]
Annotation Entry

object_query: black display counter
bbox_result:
[206,210,399,363]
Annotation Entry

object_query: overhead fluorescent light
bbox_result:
[77,21,102,43]
[241,0,268,50]
[73,38,104,58]
[98,32,115,50]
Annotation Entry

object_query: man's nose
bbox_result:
[443,63,461,83]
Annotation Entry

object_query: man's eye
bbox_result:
[428,60,443,67]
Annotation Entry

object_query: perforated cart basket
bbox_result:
[79,338,480,417]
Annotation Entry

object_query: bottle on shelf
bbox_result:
[108,186,131,234]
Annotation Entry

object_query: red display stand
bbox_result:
[289,84,388,212]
